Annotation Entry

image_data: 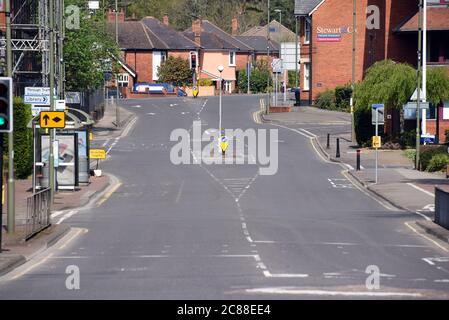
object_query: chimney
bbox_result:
[163,14,169,26]
[192,19,202,46]
[107,8,125,23]
[231,17,239,36]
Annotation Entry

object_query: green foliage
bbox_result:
[419,145,448,171]
[237,61,273,93]
[157,56,193,87]
[445,129,449,143]
[4,98,33,179]
[354,60,416,113]
[64,0,120,91]
[403,149,416,162]
[314,90,335,110]
[287,71,298,88]
[198,78,213,87]
[426,67,449,106]
[399,130,417,148]
[127,0,295,33]
[335,84,352,111]
[427,154,449,172]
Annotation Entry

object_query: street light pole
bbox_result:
[266,0,270,114]
[115,0,120,127]
[218,66,224,136]
[5,0,15,233]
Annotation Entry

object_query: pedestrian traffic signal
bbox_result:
[0,77,13,133]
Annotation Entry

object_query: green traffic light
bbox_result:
[0,117,5,126]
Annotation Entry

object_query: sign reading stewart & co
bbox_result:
[317,26,353,42]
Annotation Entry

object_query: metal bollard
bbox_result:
[326,133,330,149]
[336,138,340,158]
[356,149,361,171]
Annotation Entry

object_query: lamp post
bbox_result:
[266,0,270,114]
[218,66,224,137]
[274,9,282,27]
[350,0,356,144]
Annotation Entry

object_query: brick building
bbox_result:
[295,0,449,140]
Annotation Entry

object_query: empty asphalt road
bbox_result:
[1,95,449,299]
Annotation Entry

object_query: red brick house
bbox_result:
[295,0,449,140]
[107,11,198,95]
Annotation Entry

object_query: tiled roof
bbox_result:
[396,7,449,32]
[235,36,280,53]
[107,18,198,50]
[294,0,323,15]
[185,20,253,52]
[141,17,198,50]
[241,20,296,42]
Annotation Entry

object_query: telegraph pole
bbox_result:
[350,0,356,144]
[49,0,56,202]
[6,0,15,233]
[416,0,423,170]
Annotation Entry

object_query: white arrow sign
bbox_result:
[24,95,49,105]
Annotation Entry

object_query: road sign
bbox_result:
[39,111,65,128]
[55,99,66,111]
[25,95,49,105]
[372,136,381,149]
[220,136,229,154]
[271,59,283,73]
[31,106,50,117]
[25,87,52,96]
[90,149,106,159]
[371,104,385,125]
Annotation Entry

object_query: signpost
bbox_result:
[90,148,106,176]
[39,111,65,129]
[372,104,384,184]
[219,136,229,155]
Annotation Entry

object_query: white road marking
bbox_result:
[407,183,435,197]
[299,128,317,138]
[244,287,422,297]
[262,271,309,278]
[55,210,78,224]
[405,222,448,252]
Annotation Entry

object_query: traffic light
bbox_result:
[0,77,12,133]
[190,52,197,70]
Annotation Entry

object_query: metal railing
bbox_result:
[435,187,449,230]
[25,188,51,240]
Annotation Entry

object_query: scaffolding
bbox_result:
[0,0,64,95]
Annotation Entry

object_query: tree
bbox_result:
[157,56,193,87]
[64,0,120,91]
[427,67,449,106]
[3,98,33,179]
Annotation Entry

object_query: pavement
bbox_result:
[0,96,448,299]
[0,100,136,276]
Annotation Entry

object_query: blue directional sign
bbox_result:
[372,104,384,110]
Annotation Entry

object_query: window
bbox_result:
[443,101,449,120]
[303,63,310,91]
[117,74,129,87]
[304,18,311,44]
[229,51,236,66]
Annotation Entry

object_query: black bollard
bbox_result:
[356,149,361,171]
[336,138,340,158]
[326,133,330,149]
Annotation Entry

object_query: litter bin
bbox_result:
[294,87,301,106]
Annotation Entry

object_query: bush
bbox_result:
[157,56,193,87]
[198,78,213,87]
[426,154,449,172]
[237,69,248,93]
[400,129,416,148]
[335,84,352,111]
[419,145,447,171]
[314,90,335,110]
[3,97,33,179]
[354,107,374,146]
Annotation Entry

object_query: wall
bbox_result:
[200,51,236,81]
[124,50,153,83]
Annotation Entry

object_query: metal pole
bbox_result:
[115,0,120,127]
[295,16,298,89]
[5,0,15,233]
[416,0,423,170]
[422,0,427,135]
[115,0,119,44]
[247,62,250,94]
[219,74,222,136]
[336,138,340,158]
[350,0,356,144]
[49,0,56,203]
[375,108,379,184]
[58,0,64,99]
[266,0,270,114]
[32,123,36,194]
[0,134,3,252]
